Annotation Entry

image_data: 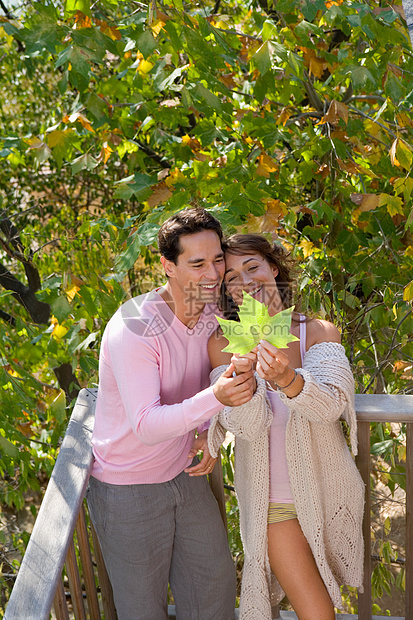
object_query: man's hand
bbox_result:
[213,363,255,407]
[230,350,257,375]
[184,431,217,477]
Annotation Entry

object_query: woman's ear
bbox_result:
[272,266,279,278]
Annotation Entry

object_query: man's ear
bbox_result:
[160,256,175,278]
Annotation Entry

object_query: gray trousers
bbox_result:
[87,466,236,620]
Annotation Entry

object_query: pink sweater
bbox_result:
[91,289,223,484]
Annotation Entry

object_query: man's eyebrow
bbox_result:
[188,252,224,264]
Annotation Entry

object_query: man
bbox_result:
[87,208,255,619]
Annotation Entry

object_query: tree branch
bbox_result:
[53,362,81,402]
[0,263,50,324]
[0,218,42,291]
[0,308,16,326]
[132,139,171,169]
[302,73,325,113]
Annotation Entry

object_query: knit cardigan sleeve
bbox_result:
[207,365,272,458]
[278,341,358,454]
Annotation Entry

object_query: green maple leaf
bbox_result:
[216,293,299,355]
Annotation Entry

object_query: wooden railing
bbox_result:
[4,388,413,620]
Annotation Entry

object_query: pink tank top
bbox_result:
[268,318,306,503]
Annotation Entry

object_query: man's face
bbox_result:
[163,230,225,307]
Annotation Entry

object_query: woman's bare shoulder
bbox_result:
[306,317,341,348]
[208,328,232,368]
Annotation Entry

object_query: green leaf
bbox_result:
[385,73,404,104]
[193,83,222,112]
[0,434,20,459]
[51,295,72,322]
[71,154,98,174]
[115,231,141,273]
[216,294,299,355]
[113,183,136,200]
[47,390,66,425]
[252,41,272,76]
[302,0,325,22]
[396,139,413,171]
[78,286,97,316]
[137,222,160,246]
[136,30,158,58]
[346,65,375,89]
[64,0,91,18]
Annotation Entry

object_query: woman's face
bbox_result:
[224,251,283,312]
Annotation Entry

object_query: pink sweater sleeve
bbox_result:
[103,322,222,446]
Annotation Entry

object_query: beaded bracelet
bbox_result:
[274,369,298,391]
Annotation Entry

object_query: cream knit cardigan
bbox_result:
[208,342,365,618]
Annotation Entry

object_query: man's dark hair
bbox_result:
[158,207,223,263]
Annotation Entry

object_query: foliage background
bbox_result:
[1,0,413,613]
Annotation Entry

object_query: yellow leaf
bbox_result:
[379,193,404,217]
[403,281,413,302]
[165,167,186,187]
[47,130,69,148]
[256,153,278,177]
[138,60,154,75]
[276,107,293,126]
[52,324,68,340]
[397,113,413,128]
[394,176,413,202]
[66,284,80,302]
[150,19,166,37]
[299,238,315,259]
[364,119,382,137]
[398,444,406,462]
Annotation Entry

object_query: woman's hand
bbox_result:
[257,340,303,396]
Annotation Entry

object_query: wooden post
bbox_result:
[90,521,118,620]
[53,578,70,620]
[76,504,101,620]
[406,422,413,618]
[65,539,87,620]
[355,420,372,620]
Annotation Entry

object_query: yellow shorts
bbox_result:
[268,502,297,524]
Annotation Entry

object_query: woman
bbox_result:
[207,234,364,620]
